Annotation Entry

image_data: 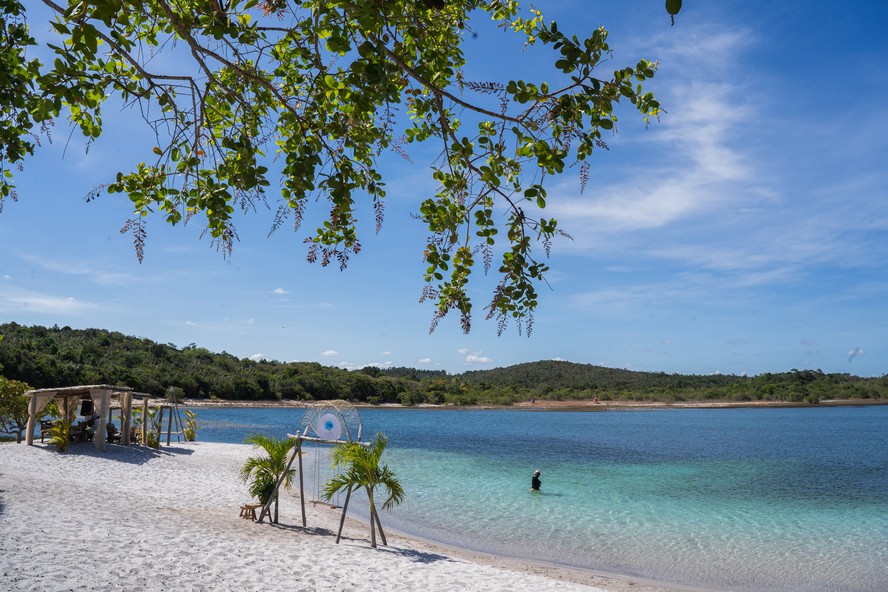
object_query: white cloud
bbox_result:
[273,287,289,295]
[847,347,864,362]
[337,360,393,370]
[548,69,754,237]
[548,20,888,302]
[418,357,432,364]
[320,350,339,357]
[457,347,470,354]
[380,351,391,356]
[569,265,803,317]
[185,321,197,326]
[465,354,493,364]
[18,253,140,286]
[250,353,267,362]
[0,291,99,315]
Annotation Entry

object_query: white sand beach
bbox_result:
[0,441,682,592]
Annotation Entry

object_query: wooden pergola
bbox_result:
[24,385,134,451]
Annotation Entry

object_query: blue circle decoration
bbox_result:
[316,412,342,440]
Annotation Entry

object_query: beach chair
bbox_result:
[69,422,87,442]
[39,420,55,443]
[106,423,122,443]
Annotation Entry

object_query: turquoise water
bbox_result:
[195,405,888,591]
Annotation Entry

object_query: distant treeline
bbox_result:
[1,323,885,405]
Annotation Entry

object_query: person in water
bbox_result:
[530,469,541,492]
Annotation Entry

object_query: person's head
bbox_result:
[534,469,541,476]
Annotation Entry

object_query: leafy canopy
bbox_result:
[3,0,677,334]
[0,375,31,442]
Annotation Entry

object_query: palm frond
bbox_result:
[241,433,298,504]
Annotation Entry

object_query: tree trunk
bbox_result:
[367,488,377,548]
[373,506,388,546]
[274,490,279,524]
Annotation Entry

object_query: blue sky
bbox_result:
[1,1,886,377]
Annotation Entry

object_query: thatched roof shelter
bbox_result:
[24,385,134,451]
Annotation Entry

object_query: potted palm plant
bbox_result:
[322,432,404,548]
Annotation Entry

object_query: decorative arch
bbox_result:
[257,400,365,528]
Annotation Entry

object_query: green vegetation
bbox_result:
[0,1,679,334]
[0,323,885,405]
[240,434,297,524]
[323,432,404,548]
[183,409,198,442]
[47,415,72,452]
[0,376,31,442]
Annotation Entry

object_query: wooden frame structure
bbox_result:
[256,401,373,543]
[24,385,134,451]
[132,392,187,447]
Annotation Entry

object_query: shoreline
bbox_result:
[299,453,690,592]
[180,397,888,410]
[358,513,703,592]
[0,441,683,592]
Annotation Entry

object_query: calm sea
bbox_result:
[192,405,888,592]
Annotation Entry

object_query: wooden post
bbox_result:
[121,392,132,446]
[156,406,164,445]
[335,486,352,544]
[173,403,185,443]
[25,393,37,445]
[171,404,181,443]
[92,389,110,452]
[297,439,306,527]
[166,405,173,446]
[141,398,149,445]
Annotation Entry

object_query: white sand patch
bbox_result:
[0,442,674,592]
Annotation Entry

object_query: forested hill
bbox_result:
[1,323,885,405]
[460,361,741,392]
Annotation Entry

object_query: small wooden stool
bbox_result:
[239,502,263,521]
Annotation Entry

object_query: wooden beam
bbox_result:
[121,392,132,446]
[335,486,352,544]
[25,393,37,446]
[297,438,306,527]
[91,389,110,452]
[166,405,173,446]
[141,398,149,445]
